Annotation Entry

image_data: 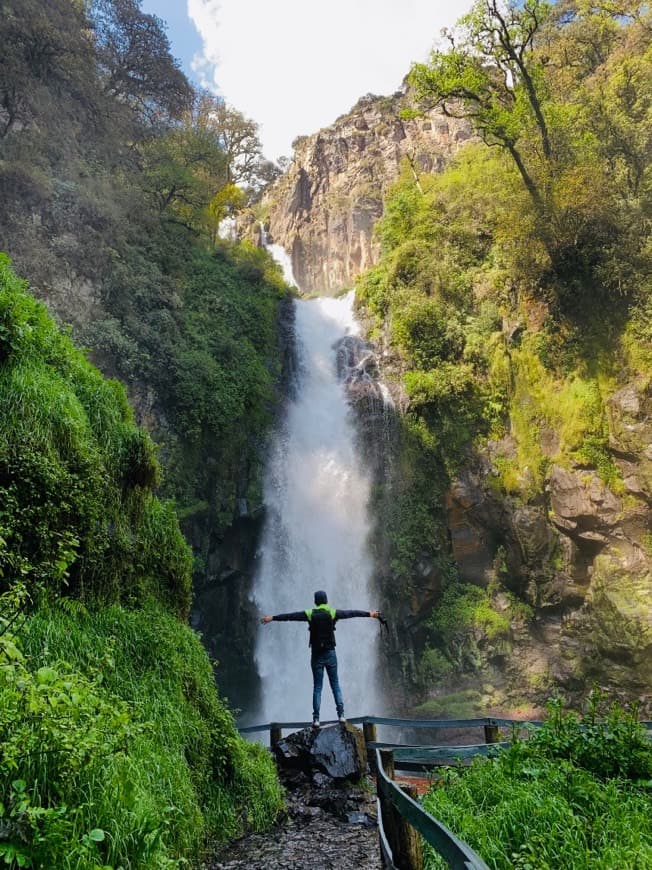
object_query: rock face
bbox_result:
[443,377,652,711]
[264,92,473,295]
[274,724,368,782]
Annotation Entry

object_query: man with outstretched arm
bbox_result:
[261,589,380,728]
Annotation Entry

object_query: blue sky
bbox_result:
[140,0,472,162]
[140,0,203,82]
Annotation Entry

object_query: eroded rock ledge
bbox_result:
[263,91,473,295]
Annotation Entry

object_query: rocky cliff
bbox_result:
[350,321,651,717]
[263,91,473,295]
[445,378,652,712]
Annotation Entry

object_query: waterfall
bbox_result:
[260,223,297,287]
[251,288,380,724]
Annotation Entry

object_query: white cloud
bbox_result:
[187,0,472,162]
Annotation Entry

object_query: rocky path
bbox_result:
[204,774,382,870]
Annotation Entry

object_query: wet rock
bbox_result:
[346,811,375,826]
[274,723,367,782]
[562,551,652,695]
[445,467,497,585]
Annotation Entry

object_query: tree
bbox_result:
[140,120,228,225]
[193,94,265,188]
[408,0,553,216]
[202,183,246,246]
[407,0,651,294]
[90,0,192,125]
[0,0,97,138]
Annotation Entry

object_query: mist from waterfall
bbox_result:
[251,291,380,724]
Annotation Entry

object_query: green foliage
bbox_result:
[527,694,652,781]
[0,255,192,613]
[422,696,652,869]
[1,0,290,577]
[414,690,484,720]
[359,3,652,711]
[377,414,451,586]
[0,591,283,868]
[429,583,511,672]
[408,1,652,311]
[392,296,465,369]
[415,647,455,694]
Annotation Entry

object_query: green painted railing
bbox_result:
[239,715,652,869]
[375,747,488,870]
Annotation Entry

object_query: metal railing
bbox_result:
[239,714,652,869]
[376,747,488,870]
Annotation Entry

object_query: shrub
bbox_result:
[422,696,652,869]
[0,591,284,868]
[0,256,192,613]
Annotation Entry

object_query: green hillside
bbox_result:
[0,258,283,867]
[357,0,651,710]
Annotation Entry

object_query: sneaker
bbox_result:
[312,719,320,729]
[338,715,346,724]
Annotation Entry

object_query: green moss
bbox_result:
[417,646,455,692]
[642,534,652,557]
[413,690,484,719]
[423,583,511,678]
[0,256,192,613]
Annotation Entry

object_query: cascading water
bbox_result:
[259,223,297,288]
[251,284,380,724]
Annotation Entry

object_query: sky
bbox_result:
[141,0,473,162]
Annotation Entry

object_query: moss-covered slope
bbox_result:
[0,259,283,867]
[354,2,652,715]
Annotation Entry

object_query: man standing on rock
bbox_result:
[261,590,380,728]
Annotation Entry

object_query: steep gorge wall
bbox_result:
[264,92,473,294]
[444,379,652,712]
[352,316,651,717]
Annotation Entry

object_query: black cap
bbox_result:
[314,590,328,605]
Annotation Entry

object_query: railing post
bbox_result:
[377,749,423,870]
[397,784,424,870]
[363,720,378,745]
[270,722,282,749]
[378,749,397,867]
[364,720,378,772]
[483,721,499,744]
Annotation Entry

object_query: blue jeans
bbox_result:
[311,648,344,719]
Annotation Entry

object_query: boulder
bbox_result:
[608,378,652,498]
[561,552,652,696]
[273,723,367,782]
[548,465,621,543]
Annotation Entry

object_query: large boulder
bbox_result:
[561,552,652,694]
[548,465,621,544]
[273,723,367,782]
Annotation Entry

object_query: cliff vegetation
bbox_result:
[0,0,290,566]
[0,1,289,864]
[355,0,651,714]
[0,259,283,867]
[0,0,295,707]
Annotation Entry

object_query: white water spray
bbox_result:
[251,288,380,724]
[260,223,297,287]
